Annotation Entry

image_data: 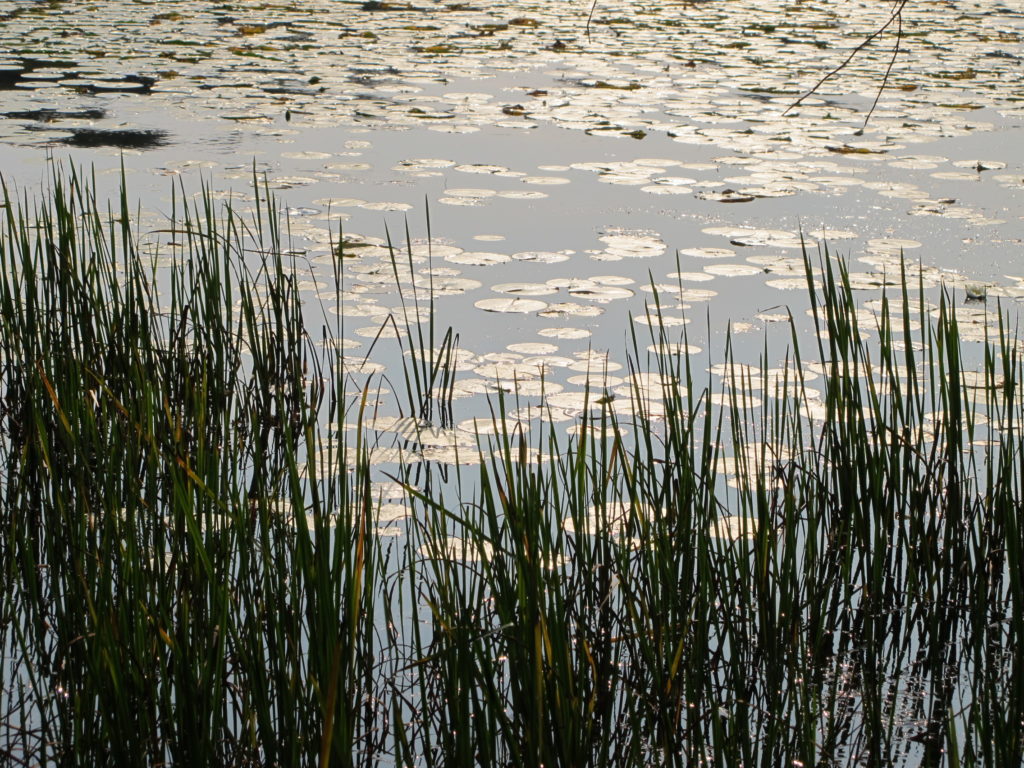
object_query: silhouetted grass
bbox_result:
[0,169,1020,766]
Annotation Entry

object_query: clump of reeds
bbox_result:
[0,169,1020,767]
[0,167,391,766]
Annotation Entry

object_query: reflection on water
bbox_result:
[2,108,107,121]
[0,0,1021,448]
[0,3,1022,763]
[50,127,170,149]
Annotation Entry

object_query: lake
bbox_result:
[1,1,1023,764]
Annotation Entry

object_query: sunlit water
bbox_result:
[0,0,1022,470]
[2,4,1023,761]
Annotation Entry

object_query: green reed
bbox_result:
[0,170,1021,766]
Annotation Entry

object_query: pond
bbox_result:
[1,0,1022,413]
[1,3,1021,420]
[1,1,1023,765]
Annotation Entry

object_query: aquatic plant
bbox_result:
[0,172,1021,767]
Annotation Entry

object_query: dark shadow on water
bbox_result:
[3,108,107,122]
[57,128,171,150]
[0,59,155,93]
[0,67,23,89]
[0,57,79,89]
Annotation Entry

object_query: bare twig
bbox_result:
[857,6,903,133]
[784,0,909,128]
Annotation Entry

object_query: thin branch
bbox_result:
[784,0,909,124]
[857,6,903,134]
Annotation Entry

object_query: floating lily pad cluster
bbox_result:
[2,0,1023,511]
[1,0,1022,150]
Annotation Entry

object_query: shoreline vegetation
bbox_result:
[1,171,1021,766]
